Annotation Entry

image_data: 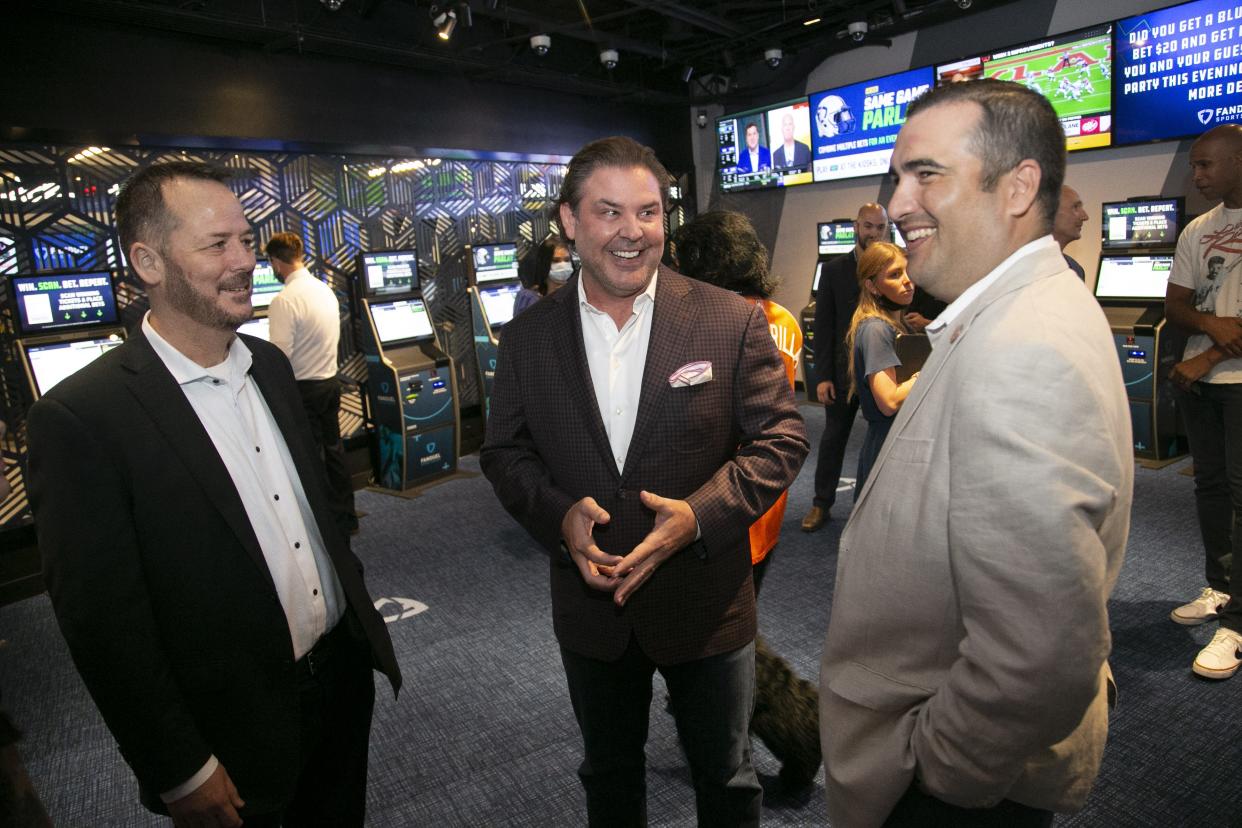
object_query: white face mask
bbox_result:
[548,262,574,281]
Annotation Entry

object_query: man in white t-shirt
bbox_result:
[1165,123,1242,679]
[267,232,358,534]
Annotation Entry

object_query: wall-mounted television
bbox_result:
[472,242,520,284]
[1094,253,1174,301]
[1115,0,1240,144]
[250,258,282,308]
[936,23,1114,151]
[817,221,856,256]
[9,271,119,336]
[359,249,418,297]
[370,296,435,346]
[1101,198,1183,249]
[810,66,934,182]
[717,97,814,193]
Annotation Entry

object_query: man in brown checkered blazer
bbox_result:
[480,136,808,827]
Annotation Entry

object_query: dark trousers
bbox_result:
[883,782,1054,828]
[813,396,860,511]
[855,417,894,503]
[242,618,377,828]
[560,636,761,828]
[297,378,357,531]
[1179,381,1242,631]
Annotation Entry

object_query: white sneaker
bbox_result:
[1170,587,1231,626]
[1193,628,1242,679]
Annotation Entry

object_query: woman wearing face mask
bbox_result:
[514,236,575,317]
[846,241,920,499]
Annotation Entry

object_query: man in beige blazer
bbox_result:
[819,80,1133,827]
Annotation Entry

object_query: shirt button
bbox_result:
[212,379,221,385]
[615,407,622,415]
[273,494,280,501]
[312,588,319,596]
[294,542,301,549]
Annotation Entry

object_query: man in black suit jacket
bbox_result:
[480,137,808,826]
[26,162,400,828]
[801,203,889,532]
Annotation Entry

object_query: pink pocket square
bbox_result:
[669,361,713,387]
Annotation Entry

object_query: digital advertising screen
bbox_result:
[24,335,123,396]
[809,67,933,182]
[371,297,435,345]
[480,283,521,327]
[1115,0,1242,144]
[1094,253,1174,301]
[360,250,417,297]
[473,242,519,284]
[250,259,281,309]
[975,24,1114,150]
[10,271,119,335]
[1101,198,1183,249]
[237,316,271,341]
[817,221,856,255]
[717,97,813,192]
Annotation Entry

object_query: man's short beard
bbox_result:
[163,257,251,332]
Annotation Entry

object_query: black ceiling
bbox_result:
[33,0,1024,105]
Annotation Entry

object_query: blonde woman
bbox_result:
[846,241,920,499]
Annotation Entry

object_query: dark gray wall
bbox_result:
[3,11,690,169]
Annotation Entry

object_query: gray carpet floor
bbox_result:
[2,399,1240,826]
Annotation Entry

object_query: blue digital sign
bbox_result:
[1115,0,1242,144]
[810,67,933,182]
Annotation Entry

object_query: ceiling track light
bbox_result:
[431,5,457,41]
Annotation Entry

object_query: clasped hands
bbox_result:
[560,492,697,607]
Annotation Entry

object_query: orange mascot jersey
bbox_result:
[747,298,802,564]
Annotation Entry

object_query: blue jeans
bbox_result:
[1178,381,1242,632]
[560,636,760,828]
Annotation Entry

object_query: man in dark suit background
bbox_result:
[26,162,400,828]
[734,122,773,174]
[772,112,813,170]
[801,202,889,532]
[480,136,808,826]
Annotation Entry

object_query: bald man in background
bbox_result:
[1052,185,1089,280]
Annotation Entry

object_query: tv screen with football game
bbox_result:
[1115,0,1242,144]
[717,97,814,193]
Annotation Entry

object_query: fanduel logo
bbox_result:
[373,596,428,624]
[1199,109,1215,125]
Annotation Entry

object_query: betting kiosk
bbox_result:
[1093,196,1185,461]
[355,249,460,491]
[465,241,520,419]
[10,270,125,400]
[237,257,279,341]
[800,220,855,399]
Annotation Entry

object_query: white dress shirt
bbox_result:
[267,267,341,381]
[143,314,346,801]
[578,272,658,474]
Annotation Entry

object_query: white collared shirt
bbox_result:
[926,236,1059,350]
[577,271,658,473]
[267,267,341,381]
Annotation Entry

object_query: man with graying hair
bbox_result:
[820,79,1132,827]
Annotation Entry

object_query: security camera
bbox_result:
[848,20,868,42]
[956,0,972,7]
[764,47,783,69]
[696,110,708,129]
[530,33,551,56]
[600,48,619,69]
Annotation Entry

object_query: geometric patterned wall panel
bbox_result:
[0,142,566,528]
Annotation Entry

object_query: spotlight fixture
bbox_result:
[530,33,551,56]
[431,5,457,41]
[600,48,619,69]
[764,47,783,69]
[320,0,344,9]
[681,65,695,83]
[955,0,972,7]
[848,20,868,41]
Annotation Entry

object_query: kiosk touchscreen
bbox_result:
[250,258,281,310]
[1093,196,1184,461]
[10,270,126,399]
[355,249,460,491]
[465,241,523,420]
[237,316,272,341]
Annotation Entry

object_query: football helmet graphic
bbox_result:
[816,95,857,138]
